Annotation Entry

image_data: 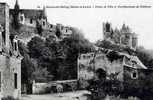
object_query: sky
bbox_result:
[2,0,153,49]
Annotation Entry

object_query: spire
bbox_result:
[42,6,47,19]
[14,0,20,10]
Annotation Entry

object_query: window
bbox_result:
[2,31,5,45]
[20,16,23,21]
[106,23,110,32]
[30,19,33,24]
[43,21,45,26]
[14,73,17,89]
[131,71,138,79]
[14,42,17,51]
[50,24,53,28]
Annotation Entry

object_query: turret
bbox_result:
[14,0,20,10]
[103,22,112,40]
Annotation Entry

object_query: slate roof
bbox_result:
[130,56,147,69]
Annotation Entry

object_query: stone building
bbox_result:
[78,48,147,89]
[9,0,48,30]
[56,23,72,38]
[0,3,22,99]
[103,22,138,50]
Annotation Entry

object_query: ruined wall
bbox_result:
[0,55,21,99]
[10,57,21,98]
[78,53,95,81]
[94,53,124,81]
[78,52,124,82]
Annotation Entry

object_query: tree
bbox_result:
[95,40,135,55]
[136,46,153,68]
[27,36,45,58]
[21,54,34,84]
[56,27,95,79]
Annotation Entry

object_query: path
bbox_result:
[21,90,91,100]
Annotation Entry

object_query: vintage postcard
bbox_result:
[0,0,153,100]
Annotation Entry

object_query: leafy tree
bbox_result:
[26,27,95,81]
[95,40,134,55]
[18,41,29,56]
[136,46,153,68]
[21,54,34,84]
[27,36,45,58]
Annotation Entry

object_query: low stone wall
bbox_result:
[32,82,49,94]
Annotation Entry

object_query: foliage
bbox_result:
[27,36,46,58]
[21,54,34,83]
[136,46,153,69]
[95,40,134,55]
[18,40,29,56]
[25,27,94,81]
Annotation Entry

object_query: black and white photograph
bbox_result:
[0,0,153,100]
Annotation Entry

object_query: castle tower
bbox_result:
[103,22,112,41]
[132,33,138,49]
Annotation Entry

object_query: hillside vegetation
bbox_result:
[18,27,95,84]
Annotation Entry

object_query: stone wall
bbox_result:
[123,66,146,90]
[78,52,124,82]
[0,54,21,99]
[94,53,124,81]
